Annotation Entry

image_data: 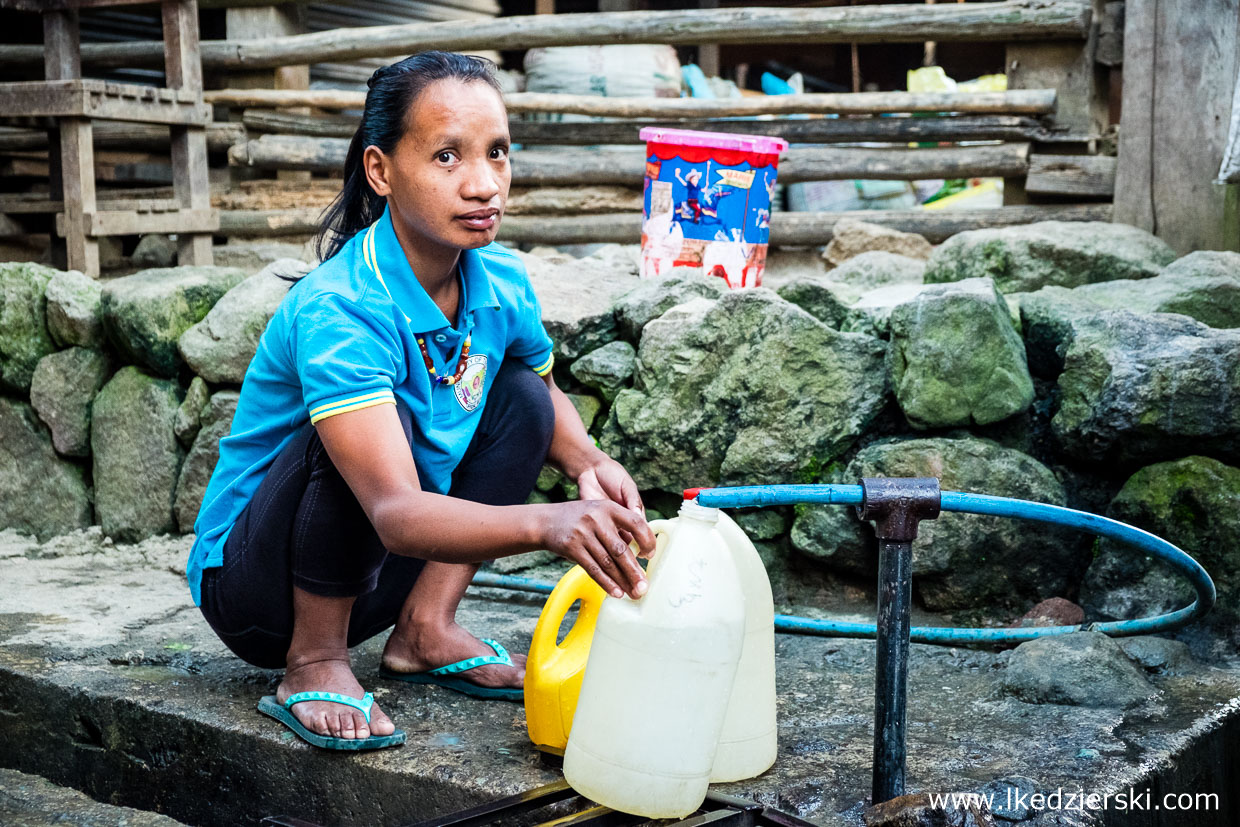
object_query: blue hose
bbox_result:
[470,484,1216,645]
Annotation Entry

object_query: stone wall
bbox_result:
[2,222,1238,641]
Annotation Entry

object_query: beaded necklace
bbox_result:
[362,221,472,387]
[417,332,471,386]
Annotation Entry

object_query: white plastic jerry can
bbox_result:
[562,499,746,819]
[710,509,778,783]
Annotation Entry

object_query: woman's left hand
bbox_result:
[576,455,646,542]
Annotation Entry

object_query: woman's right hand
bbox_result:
[539,500,655,599]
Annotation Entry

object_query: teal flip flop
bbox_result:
[257,691,406,750]
[379,638,524,702]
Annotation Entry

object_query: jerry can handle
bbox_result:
[630,518,674,587]
[529,565,607,674]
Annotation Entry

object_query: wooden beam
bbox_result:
[242,109,1082,145]
[0,122,242,152]
[1114,0,1240,252]
[228,134,1032,183]
[0,79,211,125]
[1025,153,1116,197]
[206,87,1058,116]
[218,204,1113,242]
[0,1,1092,71]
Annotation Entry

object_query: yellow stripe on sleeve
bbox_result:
[309,396,396,425]
[532,354,555,376]
[308,389,394,419]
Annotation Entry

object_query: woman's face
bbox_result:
[367,78,511,255]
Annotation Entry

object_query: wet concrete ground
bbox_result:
[1,530,1238,826]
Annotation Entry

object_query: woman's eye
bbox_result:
[436,151,457,164]
[490,147,509,161]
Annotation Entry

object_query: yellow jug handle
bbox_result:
[529,565,607,675]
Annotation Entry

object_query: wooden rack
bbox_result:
[0,0,217,276]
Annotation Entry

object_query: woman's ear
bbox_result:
[362,145,392,198]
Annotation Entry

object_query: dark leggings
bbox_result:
[198,362,555,669]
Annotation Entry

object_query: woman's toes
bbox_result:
[339,711,356,739]
[370,709,396,736]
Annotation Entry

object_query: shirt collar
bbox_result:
[364,206,501,332]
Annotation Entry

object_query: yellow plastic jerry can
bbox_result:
[525,523,672,752]
[524,565,607,753]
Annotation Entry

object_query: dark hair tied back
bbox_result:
[314,51,502,264]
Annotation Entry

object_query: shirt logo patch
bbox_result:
[455,354,488,413]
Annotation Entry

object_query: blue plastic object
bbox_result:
[469,484,1216,646]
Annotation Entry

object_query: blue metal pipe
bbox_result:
[470,484,1217,646]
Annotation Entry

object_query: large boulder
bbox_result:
[0,397,92,540]
[1070,254,1240,328]
[610,269,727,342]
[174,390,239,533]
[0,261,57,393]
[1002,631,1156,708]
[790,436,1087,610]
[1014,253,1240,375]
[28,347,112,457]
[599,290,888,492]
[131,233,177,268]
[1081,456,1240,632]
[519,250,640,359]
[44,268,104,349]
[178,259,304,384]
[924,221,1176,293]
[212,241,309,274]
[173,375,211,447]
[91,366,185,541]
[1051,311,1240,466]
[843,283,942,340]
[775,278,861,330]
[101,265,246,378]
[823,250,926,290]
[887,278,1033,429]
[824,218,932,267]
[569,340,636,401]
[1013,286,1097,378]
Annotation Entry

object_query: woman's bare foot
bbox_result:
[382,621,526,690]
[276,650,396,740]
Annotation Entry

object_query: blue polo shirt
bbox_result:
[185,207,555,605]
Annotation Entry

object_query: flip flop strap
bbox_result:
[283,691,374,724]
[426,638,513,677]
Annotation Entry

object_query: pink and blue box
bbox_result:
[638,127,788,288]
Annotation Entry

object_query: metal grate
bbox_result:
[262,780,820,827]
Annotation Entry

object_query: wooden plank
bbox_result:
[218,207,322,236]
[42,8,98,277]
[1005,0,1107,137]
[0,79,211,125]
[60,208,220,237]
[242,110,1084,145]
[505,90,1058,117]
[0,122,242,152]
[218,204,1113,242]
[0,1,1093,71]
[509,115,1083,146]
[164,0,213,266]
[228,134,1032,183]
[506,186,643,216]
[207,87,1057,116]
[1114,0,1240,252]
[1025,153,1116,196]
[1112,0,1156,231]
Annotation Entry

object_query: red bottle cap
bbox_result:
[683,487,705,500]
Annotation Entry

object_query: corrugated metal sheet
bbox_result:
[306,0,500,89]
[76,2,501,89]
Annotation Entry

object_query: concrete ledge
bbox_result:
[1,531,1239,826]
